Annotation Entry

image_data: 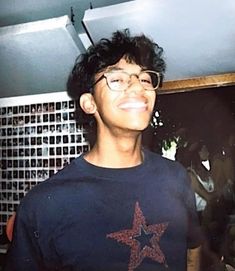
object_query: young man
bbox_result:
[4,30,202,271]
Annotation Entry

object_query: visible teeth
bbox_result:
[119,102,146,109]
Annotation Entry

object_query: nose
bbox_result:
[125,75,144,94]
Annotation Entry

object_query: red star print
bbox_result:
[107,202,169,271]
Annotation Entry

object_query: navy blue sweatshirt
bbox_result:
[4,149,202,271]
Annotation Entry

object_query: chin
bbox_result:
[125,120,150,132]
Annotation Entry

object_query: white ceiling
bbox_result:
[83,0,235,80]
[0,0,235,98]
[0,16,85,98]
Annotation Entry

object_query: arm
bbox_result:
[187,169,214,201]
[210,157,225,191]
[183,168,203,270]
[187,246,201,271]
[4,204,44,271]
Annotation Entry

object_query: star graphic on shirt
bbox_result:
[106,202,169,271]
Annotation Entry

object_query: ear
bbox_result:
[80,93,97,114]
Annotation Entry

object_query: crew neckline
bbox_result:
[77,148,151,179]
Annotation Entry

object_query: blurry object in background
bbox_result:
[211,133,235,202]
[6,212,16,242]
[187,142,215,217]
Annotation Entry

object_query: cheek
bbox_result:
[148,92,157,110]
[94,89,120,115]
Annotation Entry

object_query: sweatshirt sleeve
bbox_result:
[182,169,204,249]
[4,201,45,271]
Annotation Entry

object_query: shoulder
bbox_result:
[18,156,86,211]
[145,150,194,200]
[144,149,190,191]
[145,149,187,175]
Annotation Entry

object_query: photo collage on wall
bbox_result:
[0,92,90,234]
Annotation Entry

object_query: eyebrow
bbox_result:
[105,67,147,74]
[105,67,123,72]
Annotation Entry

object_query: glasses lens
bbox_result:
[105,70,160,91]
[139,71,160,90]
[106,72,129,91]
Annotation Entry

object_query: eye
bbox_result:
[140,79,152,84]
[110,77,123,83]
[107,73,126,84]
[140,73,152,85]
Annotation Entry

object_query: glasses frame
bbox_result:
[90,70,162,92]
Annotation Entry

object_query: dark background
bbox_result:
[143,85,235,154]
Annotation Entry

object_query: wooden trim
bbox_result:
[158,72,235,94]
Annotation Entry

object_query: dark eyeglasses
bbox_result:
[91,70,161,92]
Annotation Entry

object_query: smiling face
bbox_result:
[81,58,157,136]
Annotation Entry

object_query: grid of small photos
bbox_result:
[0,91,90,235]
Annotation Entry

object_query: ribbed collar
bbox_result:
[76,148,152,180]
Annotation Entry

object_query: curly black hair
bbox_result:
[67,29,166,134]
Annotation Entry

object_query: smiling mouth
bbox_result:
[118,101,147,110]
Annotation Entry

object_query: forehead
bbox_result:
[105,58,142,73]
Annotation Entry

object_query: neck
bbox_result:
[84,129,143,168]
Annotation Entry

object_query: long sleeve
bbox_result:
[4,204,45,271]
